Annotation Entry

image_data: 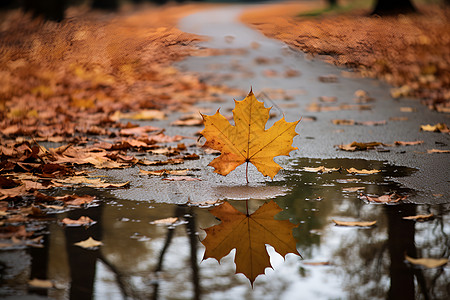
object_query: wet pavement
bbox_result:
[1,3,449,300]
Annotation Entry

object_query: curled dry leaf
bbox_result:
[403,213,434,221]
[405,255,448,268]
[338,141,383,151]
[74,237,103,249]
[346,168,380,175]
[139,169,189,176]
[332,219,376,227]
[394,140,424,146]
[427,149,450,153]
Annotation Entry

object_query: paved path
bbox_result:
[175,4,449,203]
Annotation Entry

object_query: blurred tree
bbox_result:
[371,0,417,15]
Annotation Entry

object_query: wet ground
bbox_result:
[1,3,449,300]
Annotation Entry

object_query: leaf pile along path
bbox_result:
[241,3,450,112]
[0,3,237,248]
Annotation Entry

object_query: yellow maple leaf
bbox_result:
[201,200,300,285]
[200,90,299,181]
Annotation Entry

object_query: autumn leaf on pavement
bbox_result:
[201,200,300,285]
[200,90,299,181]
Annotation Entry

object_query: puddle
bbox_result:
[1,157,449,300]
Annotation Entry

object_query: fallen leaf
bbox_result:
[200,90,299,180]
[358,193,406,203]
[400,106,416,112]
[332,219,376,227]
[394,140,424,146]
[61,216,95,226]
[318,74,338,83]
[403,213,434,221]
[202,201,300,285]
[427,149,450,153]
[420,123,449,133]
[74,237,103,249]
[28,278,53,289]
[405,255,448,268]
[332,119,355,126]
[151,217,178,225]
[162,176,201,181]
[139,169,189,176]
[346,168,380,174]
[338,141,383,151]
[302,166,340,173]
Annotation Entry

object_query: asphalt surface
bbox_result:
[103,4,449,205]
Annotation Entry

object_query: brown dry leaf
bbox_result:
[302,166,340,173]
[318,74,338,83]
[139,169,189,176]
[403,213,434,221]
[171,115,204,126]
[390,116,409,121]
[332,220,376,227]
[162,176,201,181]
[427,149,450,153]
[28,278,53,289]
[338,141,383,151]
[119,126,161,136]
[394,140,424,146]
[61,216,95,226]
[400,107,416,113]
[346,168,380,175]
[74,237,103,249]
[405,255,448,268]
[200,90,299,180]
[359,193,407,204]
[151,217,178,225]
[202,201,300,285]
[332,119,355,126]
[420,123,449,133]
[58,195,95,206]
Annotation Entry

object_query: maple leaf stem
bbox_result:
[246,161,249,184]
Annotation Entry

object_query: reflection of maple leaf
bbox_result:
[201,201,300,285]
[201,90,299,181]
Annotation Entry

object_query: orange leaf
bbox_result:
[201,201,300,285]
[200,90,299,179]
